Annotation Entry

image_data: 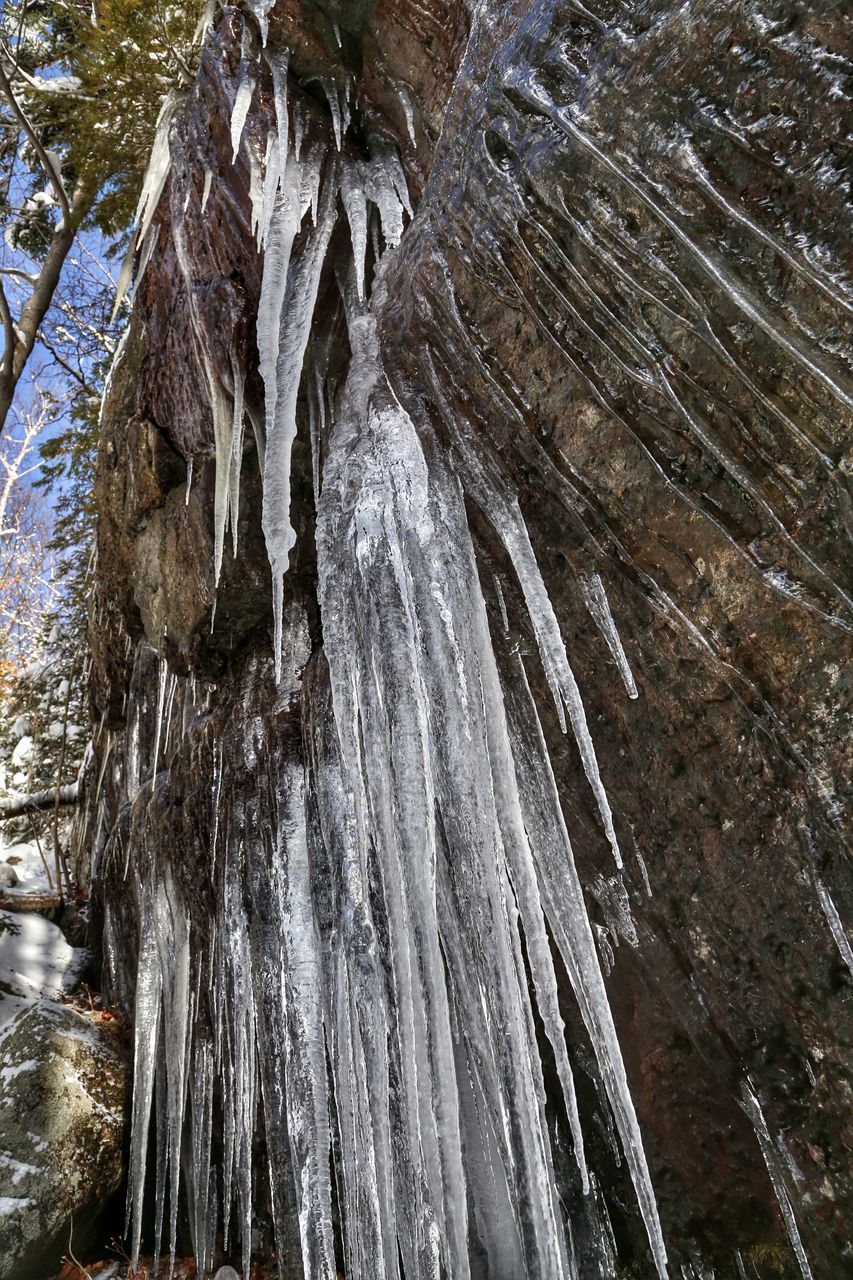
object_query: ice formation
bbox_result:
[103,14,834,1280]
[740,1083,814,1280]
[97,25,679,1279]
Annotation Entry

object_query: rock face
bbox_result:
[84,2,851,1278]
[0,1001,126,1279]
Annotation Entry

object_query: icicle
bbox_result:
[318,317,571,1277]
[201,167,213,213]
[740,1082,813,1280]
[493,574,510,634]
[580,571,639,698]
[340,158,368,301]
[435,397,626,870]
[506,651,668,1277]
[259,128,281,250]
[293,102,305,160]
[150,653,168,782]
[193,0,216,42]
[133,224,161,301]
[229,354,247,556]
[396,83,417,146]
[134,90,180,254]
[340,85,352,143]
[363,149,408,250]
[320,78,343,150]
[247,0,275,45]
[247,404,266,474]
[249,148,264,244]
[207,362,238,584]
[231,74,255,161]
[111,86,179,323]
[262,166,338,678]
[814,876,853,976]
[267,46,290,182]
[185,455,194,505]
[277,760,336,1275]
[127,892,163,1268]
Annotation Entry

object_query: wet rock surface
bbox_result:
[86,1,851,1277]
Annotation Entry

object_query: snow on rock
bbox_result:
[10,737,33,770]
[0,1000,126,1279]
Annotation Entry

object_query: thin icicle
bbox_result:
[740,1082,813,1280]
[249,147,264,243]
[231,69,256,161]
[814,876,853,976]
[136,90,180,236]
[580,571,639,698]
[262,166,338,678]
[201,167,213,212]
[320,78,343,150]
[436,399,626,870]
[267,46,290,181]
[396,83,417,146]
[507,652,668,1277]
[229,354,247,555]
[292,101,305,160]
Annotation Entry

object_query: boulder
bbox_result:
[0,999,127,1279]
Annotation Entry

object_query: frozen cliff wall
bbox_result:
[83,2,851,1278]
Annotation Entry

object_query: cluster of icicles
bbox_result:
[104,15,815,1280]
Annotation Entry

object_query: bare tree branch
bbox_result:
[36,334,94,395]
[0,59,70,220]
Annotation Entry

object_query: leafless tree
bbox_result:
[0,392,56,669]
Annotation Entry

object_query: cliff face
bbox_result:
[87,2,852,1277]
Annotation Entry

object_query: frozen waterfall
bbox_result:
[97,7,829,1278]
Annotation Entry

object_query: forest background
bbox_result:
[0,0,202,896]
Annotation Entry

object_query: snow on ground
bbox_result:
[0,911,87,1026]
[0,834,58,897]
